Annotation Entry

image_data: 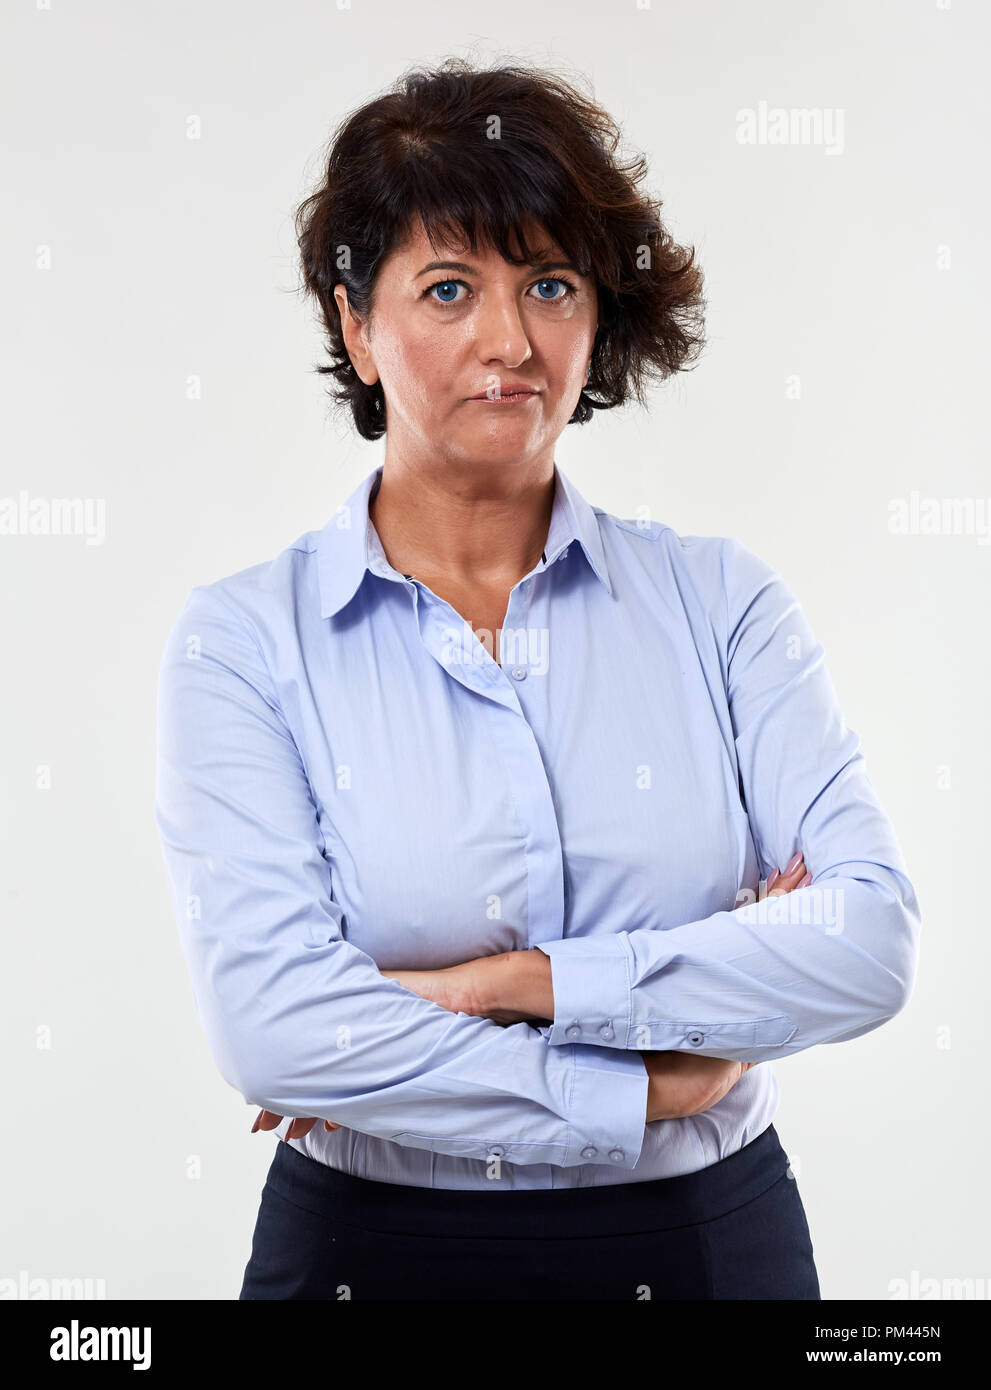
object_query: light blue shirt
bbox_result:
[154,462,920,1189]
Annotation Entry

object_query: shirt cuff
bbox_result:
[537,936,634,1047]
[564,1042,649,1170]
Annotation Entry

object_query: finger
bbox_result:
[250,1111,324,1138]
[769,852,806,882]
[767,863,802,891]
[324,1120,341,1131]
[777,856,806,881]
[780,860,810,889]
[768,856,807,895]
[284,1117,321,1140]
[252,1109,286,1133]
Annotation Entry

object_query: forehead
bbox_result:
[390,215,566,270]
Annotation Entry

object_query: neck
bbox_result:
[368,460,556,589]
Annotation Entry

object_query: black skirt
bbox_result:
[238,1121,820,1300]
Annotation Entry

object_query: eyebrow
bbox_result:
[414,258,583,280]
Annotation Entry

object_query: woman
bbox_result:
[154,58,920,1300]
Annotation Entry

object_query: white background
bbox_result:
[1,0,986,1299]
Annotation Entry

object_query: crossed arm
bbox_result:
[398,845,811,1026]
[255,852,811,1140]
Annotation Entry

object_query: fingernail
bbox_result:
[766,868,780,890]
[799,870,812,887]
[250,1111,262,1134]
[785,851,803,874]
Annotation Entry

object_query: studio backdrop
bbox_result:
[1,0,985,1303]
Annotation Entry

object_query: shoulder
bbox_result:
[594,504,780,611]
[166,528,321,640]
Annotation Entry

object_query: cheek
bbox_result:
[412,337,455,381]
[539,349,590,414]
[379,331,458,401]
[533,320,593,380]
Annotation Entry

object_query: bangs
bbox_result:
[385,153,596,279]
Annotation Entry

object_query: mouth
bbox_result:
[467,387,539,404]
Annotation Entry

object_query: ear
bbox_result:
[333,284,379,387]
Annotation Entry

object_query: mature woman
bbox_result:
[155,58,920,1300]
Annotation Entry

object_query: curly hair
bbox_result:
[293,56,706,441]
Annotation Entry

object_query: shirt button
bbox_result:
[598,1024,615,1041]
[565,1023,582,1039]
[510,666,527,680]
[608,1148,624,1162]
[580,1145,598,1159]
[488,1146,506,1158]
[687,1030,706,1046]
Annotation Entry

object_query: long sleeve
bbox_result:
[538,536,921,1063]
[154,586,649,1169]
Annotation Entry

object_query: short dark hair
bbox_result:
[293,57,706,441]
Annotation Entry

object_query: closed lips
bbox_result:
[469,383,538,398]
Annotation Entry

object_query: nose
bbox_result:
[474,289,533,369]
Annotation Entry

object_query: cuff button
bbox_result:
[608,1148,625,1162]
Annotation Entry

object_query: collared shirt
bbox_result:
[154,462,921,1189]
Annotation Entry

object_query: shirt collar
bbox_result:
[318,462,613,619]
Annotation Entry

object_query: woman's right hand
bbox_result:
[641,852,808,1122]
[251,1110,337,1139]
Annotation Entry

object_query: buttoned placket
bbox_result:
[372,543,574,956]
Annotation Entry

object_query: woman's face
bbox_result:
[335,217,598,476]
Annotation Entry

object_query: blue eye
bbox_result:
[422,275,579,305]
[429,280,462,303]
[531,278,572,300]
